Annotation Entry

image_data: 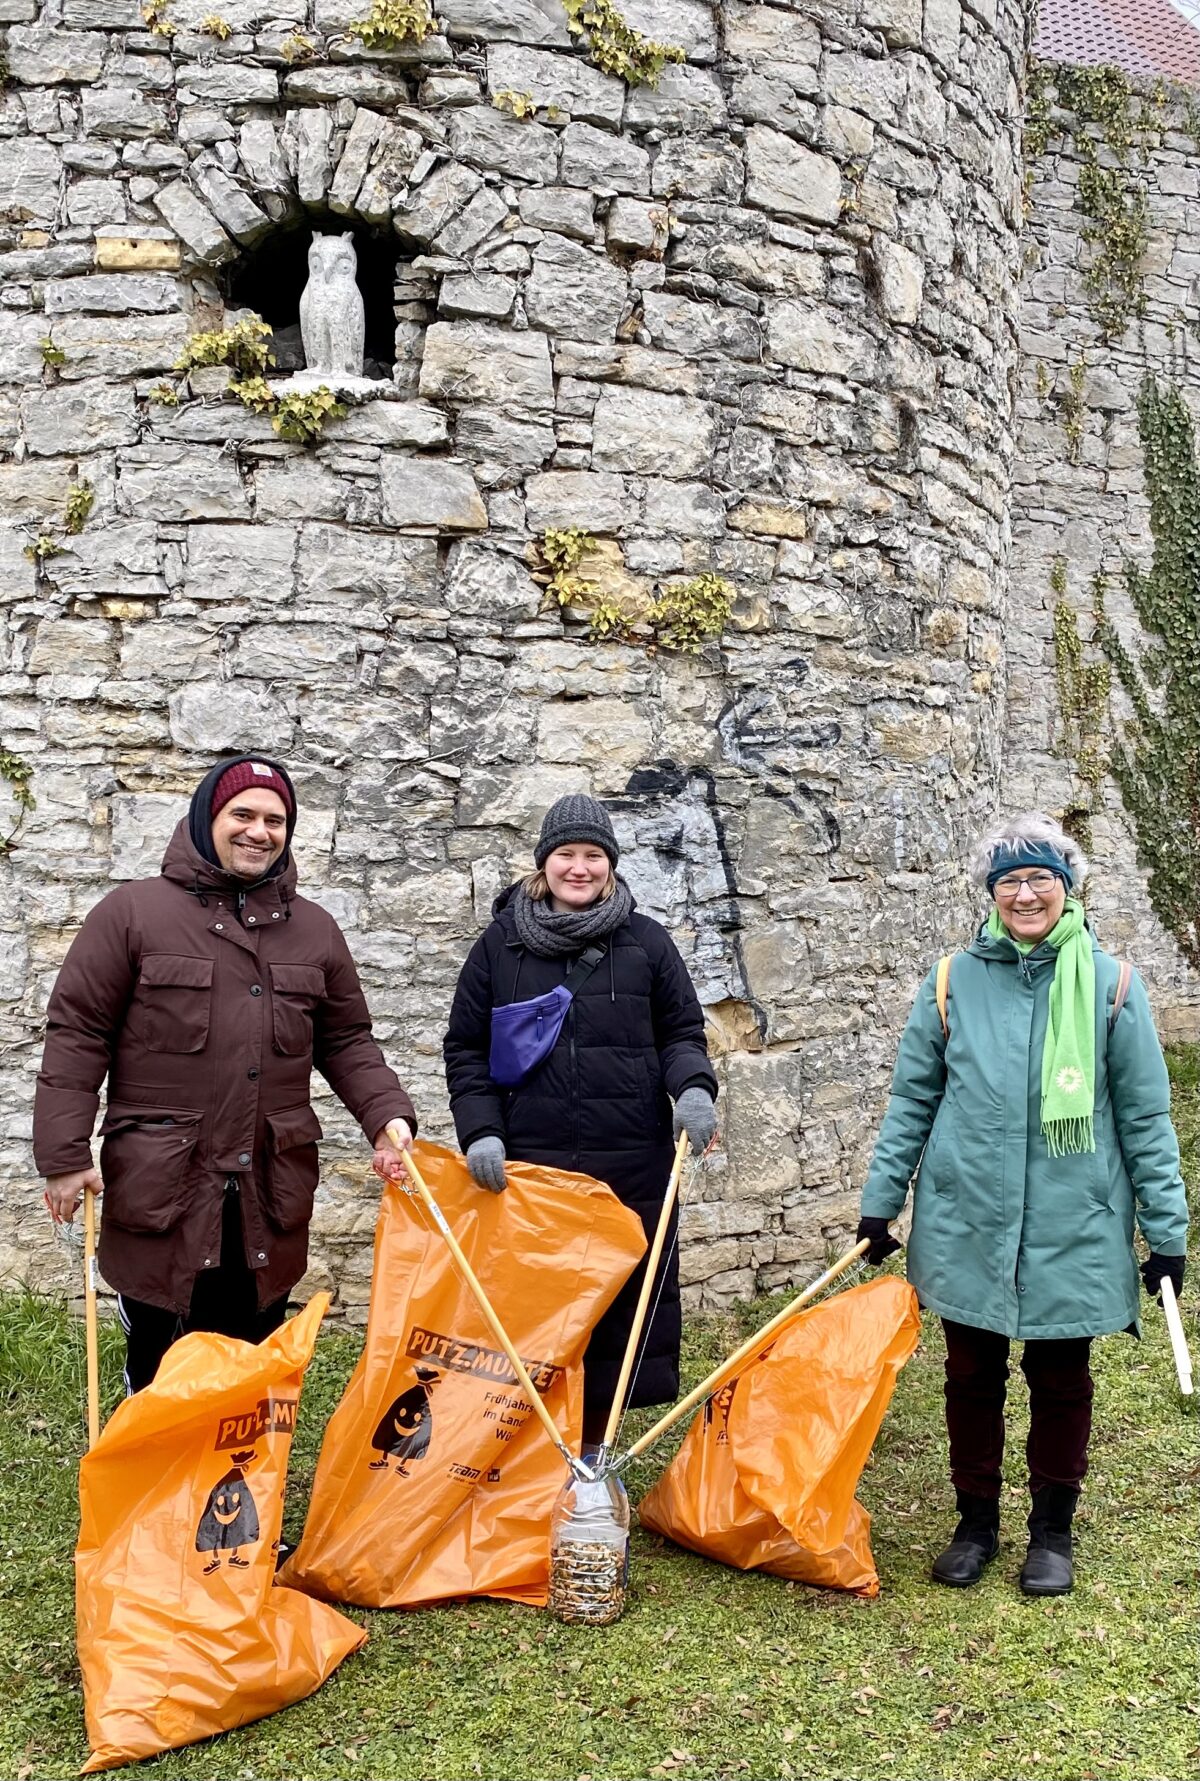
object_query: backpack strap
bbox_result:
[1108,959,1132,1034]
[562,944,607,997]
[935,954,952,1040]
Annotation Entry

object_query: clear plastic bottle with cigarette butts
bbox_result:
[548,1471,631,1626]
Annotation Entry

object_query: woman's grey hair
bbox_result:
[968,811,1089,894]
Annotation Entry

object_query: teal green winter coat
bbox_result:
[861,926,1188,1341]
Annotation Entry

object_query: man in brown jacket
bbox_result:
[34,754,416,1392]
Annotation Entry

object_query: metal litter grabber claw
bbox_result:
[549,1131,691,1626]
[386,1127,594,1483]
[611,1237,872,1473]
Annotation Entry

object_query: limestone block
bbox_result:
[328,107,386,215]
[861,0,922,43]
[643,478,725,538]
[432,185,509,258]
[723,1,820,64]
[154,181,237,265]
[65,179,128,228]
[81,87,167,139]
[231,622,358,682]
[116,445,250,522]
[237,120,294,204]
[651,136,743,201]
[443,539,543,621]
[179,63,280,104]
[184,524,297,604]
[536,698,652,788]
[875,238,924,324]
[328,401,448,448]
[560,122,650,195]
[6,25,106,83]
[525,235,627,344]
[524,469,634,532]
[621,0,717,59]
[394,159,483,244]
[169,679,295,753]
[21,380,138,455]
[727,498,807,537]
[592,385,715,478]
[45,272,181,315]
[295,523,439,608]
[50,522,164,597]
[284,68,415,109]
[903,57,948,143]
[63,0,140,19]
[745,126,841,223]
[439,272,515,319]
[722,1051,803,1198]
[486,44,624,128]
[192,163,272,246]
[0,139,61,223]
[457,762,591,828]
[0,314,47,386]
[641,291,761,361]
[110,793,184,881]
[437,0,571,43]
[378,456,488,531]
[624,65,728,132]
[923,0,962,64]
[52,313,186,381]
[0,460,77,519]
[94,234,182,273]
[824,50,906,123]
[370,866,474,928]
[448,108,559,184]
[516,186,594,241]
[418,320,554,416]
[29,619,117,677]
[254,459,354,523]
[731,71,817,135]
[0,527,35,603]
[354,124,425,226]
[766,300,877,379]
[606,196,667,257]
[294,109,335,206]
[455,407,555,480]
[120,622,219,681]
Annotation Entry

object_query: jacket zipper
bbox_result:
[567,987,580,1169]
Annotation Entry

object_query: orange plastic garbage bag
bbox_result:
[639,1277,920,1598]
[280,1141,646,1609]
[76,1294,366,1773]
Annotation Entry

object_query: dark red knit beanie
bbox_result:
[210,759,293,817]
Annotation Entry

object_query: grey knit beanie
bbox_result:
[534,794,619,868]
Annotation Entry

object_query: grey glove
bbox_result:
[673,1086,717,1153]
[466,1136,507,1193]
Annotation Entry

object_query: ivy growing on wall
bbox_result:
[1093,376,1200,968]
[0,750,35,856]
[1051,557,1110,865]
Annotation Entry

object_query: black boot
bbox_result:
[931,1489,1000,1587]
[1019,1484,1077,1596]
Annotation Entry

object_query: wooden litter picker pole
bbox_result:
[83,1185,101,1450]
[599,1131,690,1462]
[1160,1276,1194,1396]
[613,1237,872,1470]
[386,1126,592,1479]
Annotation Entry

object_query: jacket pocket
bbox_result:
[133,955,213,1054]
[269,962,326,1058]
[99,1104,202,1233]
[263,1102,323,1231]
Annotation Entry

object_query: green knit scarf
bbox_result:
[987,897,1096,1156]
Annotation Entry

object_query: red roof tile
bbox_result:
[1035,0,1200,85]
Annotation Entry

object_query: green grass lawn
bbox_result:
[3,1052,1198,1781]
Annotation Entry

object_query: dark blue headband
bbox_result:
[985,842,1073,893]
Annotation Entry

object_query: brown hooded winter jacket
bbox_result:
[33,820,416,1313]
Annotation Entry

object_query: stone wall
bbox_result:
[0,0,1031,1315]
[1010,76,1200,1039]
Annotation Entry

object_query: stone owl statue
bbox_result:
[298,232,365,378]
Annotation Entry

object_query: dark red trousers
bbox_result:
[942,1318,1094,1497]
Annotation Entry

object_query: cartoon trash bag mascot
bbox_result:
[195,1450,261,1573]
[369,1365,441,1477]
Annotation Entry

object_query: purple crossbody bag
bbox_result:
[488,945,607,1088]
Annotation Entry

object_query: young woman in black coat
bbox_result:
[443,793,718,1446]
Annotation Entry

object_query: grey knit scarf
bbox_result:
[511,877,633,959]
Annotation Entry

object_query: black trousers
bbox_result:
[119,1180,288,1394]
[942,1317,1094,1498]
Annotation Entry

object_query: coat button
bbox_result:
[250,984,262,996]
[271,912,280,920]
[257,1251,266,1261]
[238,1151,251,1165]
[248,1068,259,1081]
[214,923,223,932]
[202,1258,213,1268]
[247,916,256,924]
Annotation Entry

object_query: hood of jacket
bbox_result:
[161,818,299,908]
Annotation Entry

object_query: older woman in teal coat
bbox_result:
[857,812,1188,1596]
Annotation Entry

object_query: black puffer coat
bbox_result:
[444,884,717,1415]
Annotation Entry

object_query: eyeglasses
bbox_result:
[993,872,1061,898]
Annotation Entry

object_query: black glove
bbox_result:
[856,1216,901,1267]
[1140,1252,1185,1301]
